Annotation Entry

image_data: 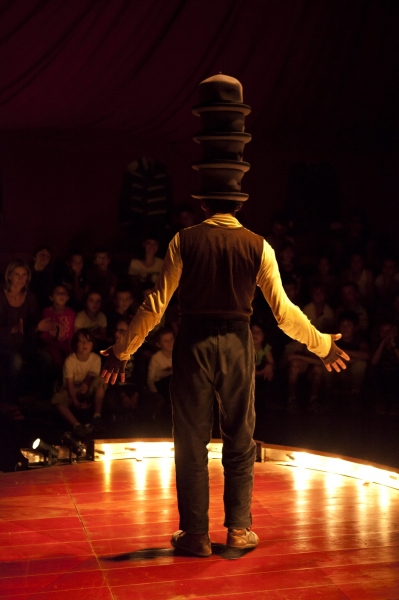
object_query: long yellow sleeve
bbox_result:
[256,240,331,358]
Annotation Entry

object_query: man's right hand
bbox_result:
[321,334,350,372]
[100,347,127,384]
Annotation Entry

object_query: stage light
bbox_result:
[62,432,87,463]
[32,439,59,465]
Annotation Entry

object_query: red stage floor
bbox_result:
[1,456,399,599]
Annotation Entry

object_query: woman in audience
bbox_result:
[0,260,53,416]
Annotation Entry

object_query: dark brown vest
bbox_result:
[178,223,264,321]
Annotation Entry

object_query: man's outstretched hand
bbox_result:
[321,334,350,372]
[100,347,127,384]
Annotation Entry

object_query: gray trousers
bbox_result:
[170,318,256,534]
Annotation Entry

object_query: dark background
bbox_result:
[0,0,398,467]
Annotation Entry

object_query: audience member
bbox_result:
[74,291,108,348]
[61,251,88,311]
[106,287,137,337]
[342,252,373,308]
[307,255,339,307]
[103,318,139,423]
[128,234,163,296]
[336,282,369,333]
[51,328,107,437]
[374,257,399,317]
[370,320,399,415]
[29,245,54,311]
[250,322,276,413]
[329,311,370,412]
[277,241,302,297]
[265,211,294,253]
[87,248,118,305]
[147,327,174,400]
[40,283,75,374]
[303,284,335,333]
[0,260,53,415]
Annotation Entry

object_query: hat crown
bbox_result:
[199,75,243,104]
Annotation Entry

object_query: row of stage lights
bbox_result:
[29,433,87,467]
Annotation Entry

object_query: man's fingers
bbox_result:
[324,363,332,372]
[336,358,347,370]
[110,372,118,385]
[120,372,126,383]
[100,350,109,357]
[102,370,112,384]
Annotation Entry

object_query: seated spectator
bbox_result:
[29,245,54,311]
[251,322,275,413]
[41,284,75,375]
[61,251,88,311]
[74,291,108,348]
[170,203,196,238]
[277,242,302,298]
[147,327,174,400]
[374,257,399,317]
[51,328,107,438]
[307,255,339,307]
[106,287,138,337]
[285,284,334,414]
[128,234,163,296]
[329,311,370,412]
[103,318,139,423]
[87,248,118,306]
[370,320,399,415]
[265,211,294,253]
[342,252,373,308]
[336,282,369,333]
[303,284,335,333]
[0,260,53,416]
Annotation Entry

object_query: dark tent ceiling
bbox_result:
[1,0,397,145]
[0,0,398,254]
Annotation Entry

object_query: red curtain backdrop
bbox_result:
[0,0,398,254]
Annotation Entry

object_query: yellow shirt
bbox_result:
[115,214,331,361]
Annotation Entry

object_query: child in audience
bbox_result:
[30,245,54,311]
[342,252,373,308]
[370,320,399,415]
[285,285,335,413]
[374,258,399,317]
[147,327,174,399]
[87,248,117,305]
[106,287,137,337]
[330,311,370,411]
[277,241,301,297]
[103,318,139,423]
[62,251,88,311]
[74,291,108,348]
[128,235,163,296]
[307,256,339,307]
[251,322,276,413]
[41,284,75,373]
[51,328,107,437]
[336,282,369,333]
[303,284,335,333]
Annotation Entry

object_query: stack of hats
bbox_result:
[192,74,251,202]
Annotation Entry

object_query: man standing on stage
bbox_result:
[101,75,349,558]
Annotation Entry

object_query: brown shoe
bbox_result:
[170,530,212,557]
[226,528,259,549]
